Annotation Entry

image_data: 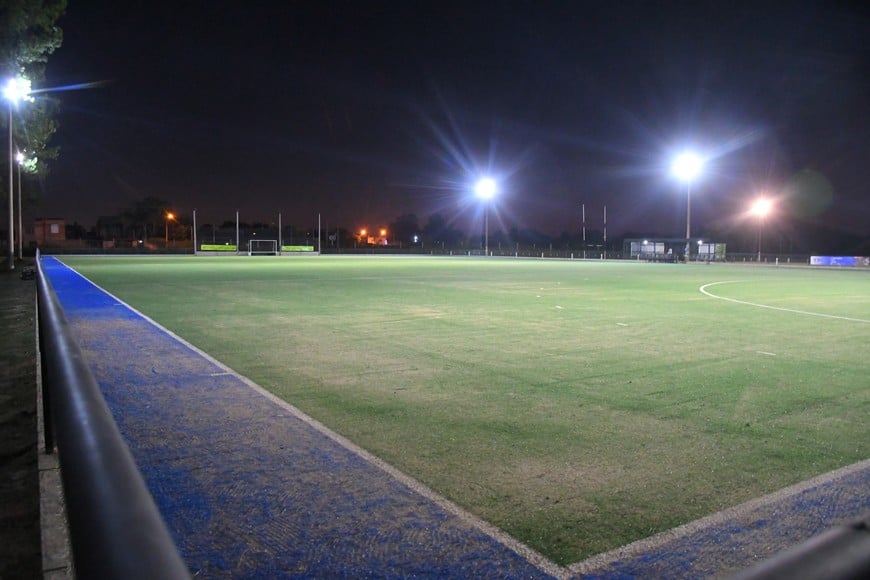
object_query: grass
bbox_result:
[57,255,870,564]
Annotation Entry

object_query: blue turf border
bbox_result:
[42,256,557,578]
[42,256,869,579]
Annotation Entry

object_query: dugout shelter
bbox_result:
[624,238,726,262]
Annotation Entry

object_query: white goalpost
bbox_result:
[247,239,278,256]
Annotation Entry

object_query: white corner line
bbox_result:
[699,281,870,323]
[45,256,568,579]
[570,458,870,576]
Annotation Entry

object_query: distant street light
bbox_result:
[750,198,772,262]
[474,177,498,256]
[3,76,32,270]
[671,151,703,263]
[15,150,24,260]
[165,212,175,244]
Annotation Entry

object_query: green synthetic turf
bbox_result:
[57,255,870,564]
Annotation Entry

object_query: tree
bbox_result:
[422,212,464,248]
[388,213,419,246]
[121,196,171,240]
[0,0,67,198]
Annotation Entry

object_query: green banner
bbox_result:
[200,244,237,251]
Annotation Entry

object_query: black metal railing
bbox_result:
[732,515,870,579]
[36,251,189,579]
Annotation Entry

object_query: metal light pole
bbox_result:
[474,177,497,256]
[750,198,772,262]
[671,152,703,263]
[3,77,31,270]
[16,151,23,260]
[685,181,692,260]
[165,212,174,244]
[5,103,12,270]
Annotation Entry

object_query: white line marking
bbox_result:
[699,281,870,323]
[756,351,776,356]
[616,322,628,327]
[47,256,565,578]
[571,458,870,576]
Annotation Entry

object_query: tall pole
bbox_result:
[685,181,692,262]
[484,204,489,256]
[757,216,763,262]
[6,105,13,270]
[581,203,586,259]
[603,205,607,257]
[235,210,240,255]
[192,209,197,254]
[278,212,282,250]
[317,213,321,254]
[16,151,22,260]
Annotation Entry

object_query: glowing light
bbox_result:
[670,152,703,182]
[379,228,387,237]
[474,177,497,200]
[15,151,24,164]
[166,212,175,220]
[360,228,367,236]
[2,77,33,104]
[750,198,772,218]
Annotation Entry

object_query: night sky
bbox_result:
[41,1,868,242]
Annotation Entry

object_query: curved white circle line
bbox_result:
[699,280,870,324]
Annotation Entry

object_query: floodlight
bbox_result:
[671,152,703,182]
[750,198,773,261]
[750,198,772,217]
[3,77,32,105]
[474,177,497,200]
[473,177,498,255]
[5,76,34,270]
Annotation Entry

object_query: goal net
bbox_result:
[248,239,278,256]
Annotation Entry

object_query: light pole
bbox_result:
[671,152,703,263]
[165,212,175,245]
[750,198,772,262]
[15,150,23,260]
[474,177,497,256]
[3,76,31,270]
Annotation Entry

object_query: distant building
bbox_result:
[33,218,66,245]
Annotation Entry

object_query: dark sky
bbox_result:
[41,0,868,240]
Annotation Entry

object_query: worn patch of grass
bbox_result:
[58,256,870,564]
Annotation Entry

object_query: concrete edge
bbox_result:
[35,290,73,579]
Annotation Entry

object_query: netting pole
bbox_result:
[193,209,197,254]
[235,210,240,255]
